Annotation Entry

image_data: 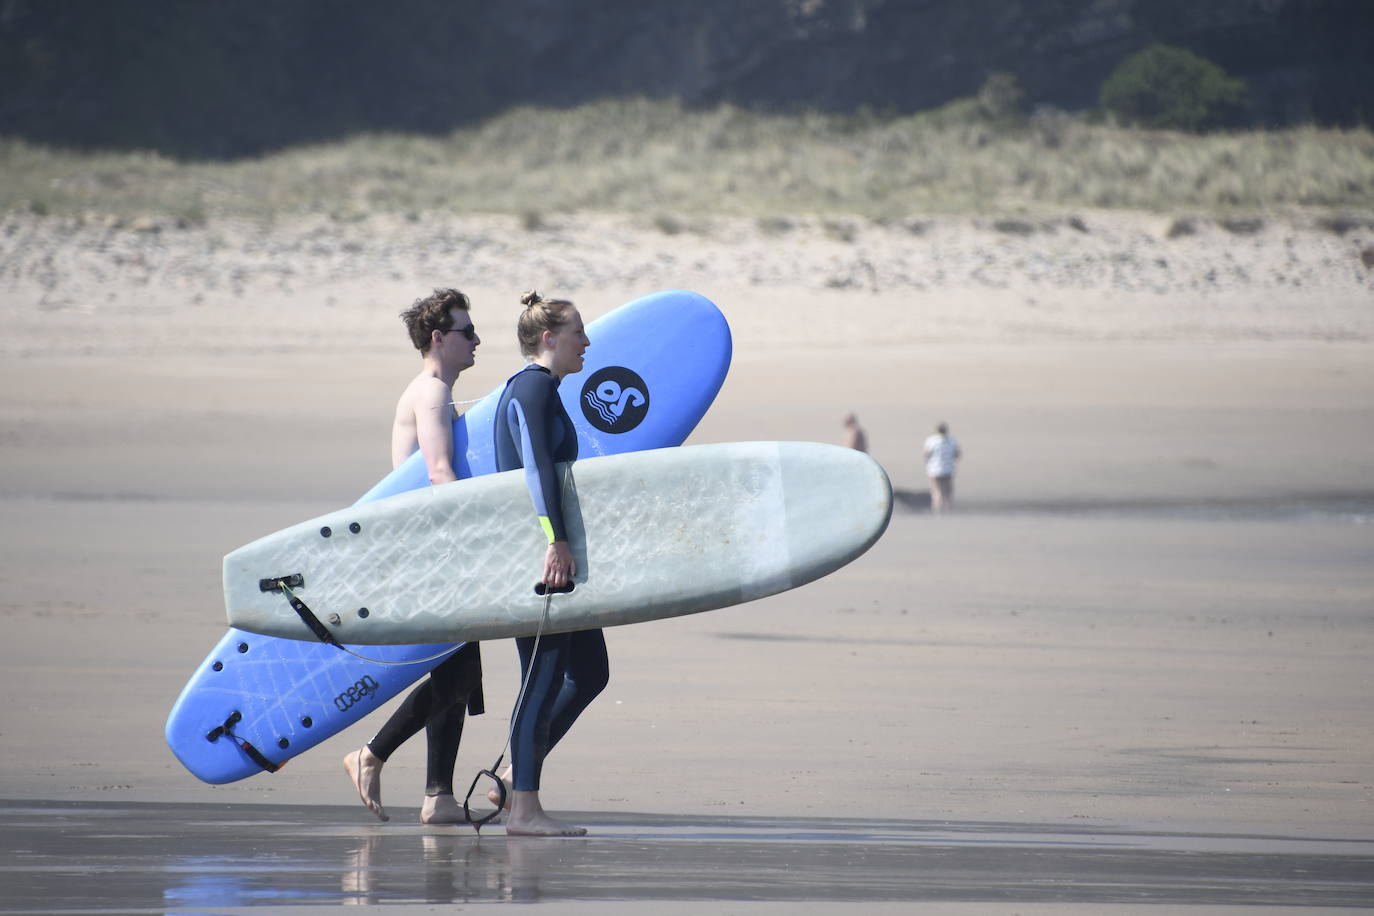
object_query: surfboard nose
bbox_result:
[776,441,893,574]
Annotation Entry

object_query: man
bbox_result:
[923,421,962,513]
[343,288,485,824]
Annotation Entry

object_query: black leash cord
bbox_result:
[278,582,460,667]
[206,711,282,774]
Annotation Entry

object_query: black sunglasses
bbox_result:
[442,325,478,341]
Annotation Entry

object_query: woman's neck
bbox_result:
[531,354,560,379]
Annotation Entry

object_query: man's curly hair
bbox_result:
[400,288,471,354]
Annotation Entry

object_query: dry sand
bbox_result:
[1,209,1372,850]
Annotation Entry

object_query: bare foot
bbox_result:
[343,747,388,822]
[487,766,512,811]
[505,790,587,837]
[420,793,470,825]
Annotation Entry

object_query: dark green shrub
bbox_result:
[1100,44,1246,131]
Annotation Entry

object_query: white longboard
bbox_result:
[225,442,892,645]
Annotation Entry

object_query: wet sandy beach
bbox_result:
[4,799,1373,913]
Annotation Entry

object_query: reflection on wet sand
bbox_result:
[6,801,1368,911]
[340,827,591,905]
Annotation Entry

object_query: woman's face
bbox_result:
[546,307,589,377]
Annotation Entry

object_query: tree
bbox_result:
[978,71,1027,124]
[1100,44,1246,131]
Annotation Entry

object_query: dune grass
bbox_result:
[3,97,1372,224]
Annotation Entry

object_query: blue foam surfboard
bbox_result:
[165,290,731,784]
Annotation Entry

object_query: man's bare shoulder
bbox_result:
[396,372,452,417]
[392,372,455,469]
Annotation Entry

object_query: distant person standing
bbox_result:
[923,422,961,513]
[842,413,868,452]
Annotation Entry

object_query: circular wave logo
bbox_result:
[580,367,650,434]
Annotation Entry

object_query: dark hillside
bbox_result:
[1,0,1370,157]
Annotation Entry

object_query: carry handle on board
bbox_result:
[533,582,576,596]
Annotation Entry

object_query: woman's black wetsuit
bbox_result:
[495,364,609,792]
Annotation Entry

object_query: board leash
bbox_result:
[205,710,284,774]
[276,581,463,667]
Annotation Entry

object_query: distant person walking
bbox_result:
[923,422,961,513]
[842,413,868,452]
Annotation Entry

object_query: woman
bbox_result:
[493,290,607,837]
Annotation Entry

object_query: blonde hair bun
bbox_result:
[514,290,577,358]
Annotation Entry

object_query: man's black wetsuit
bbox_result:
[366,643,483,796]
[495,364,609,792]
